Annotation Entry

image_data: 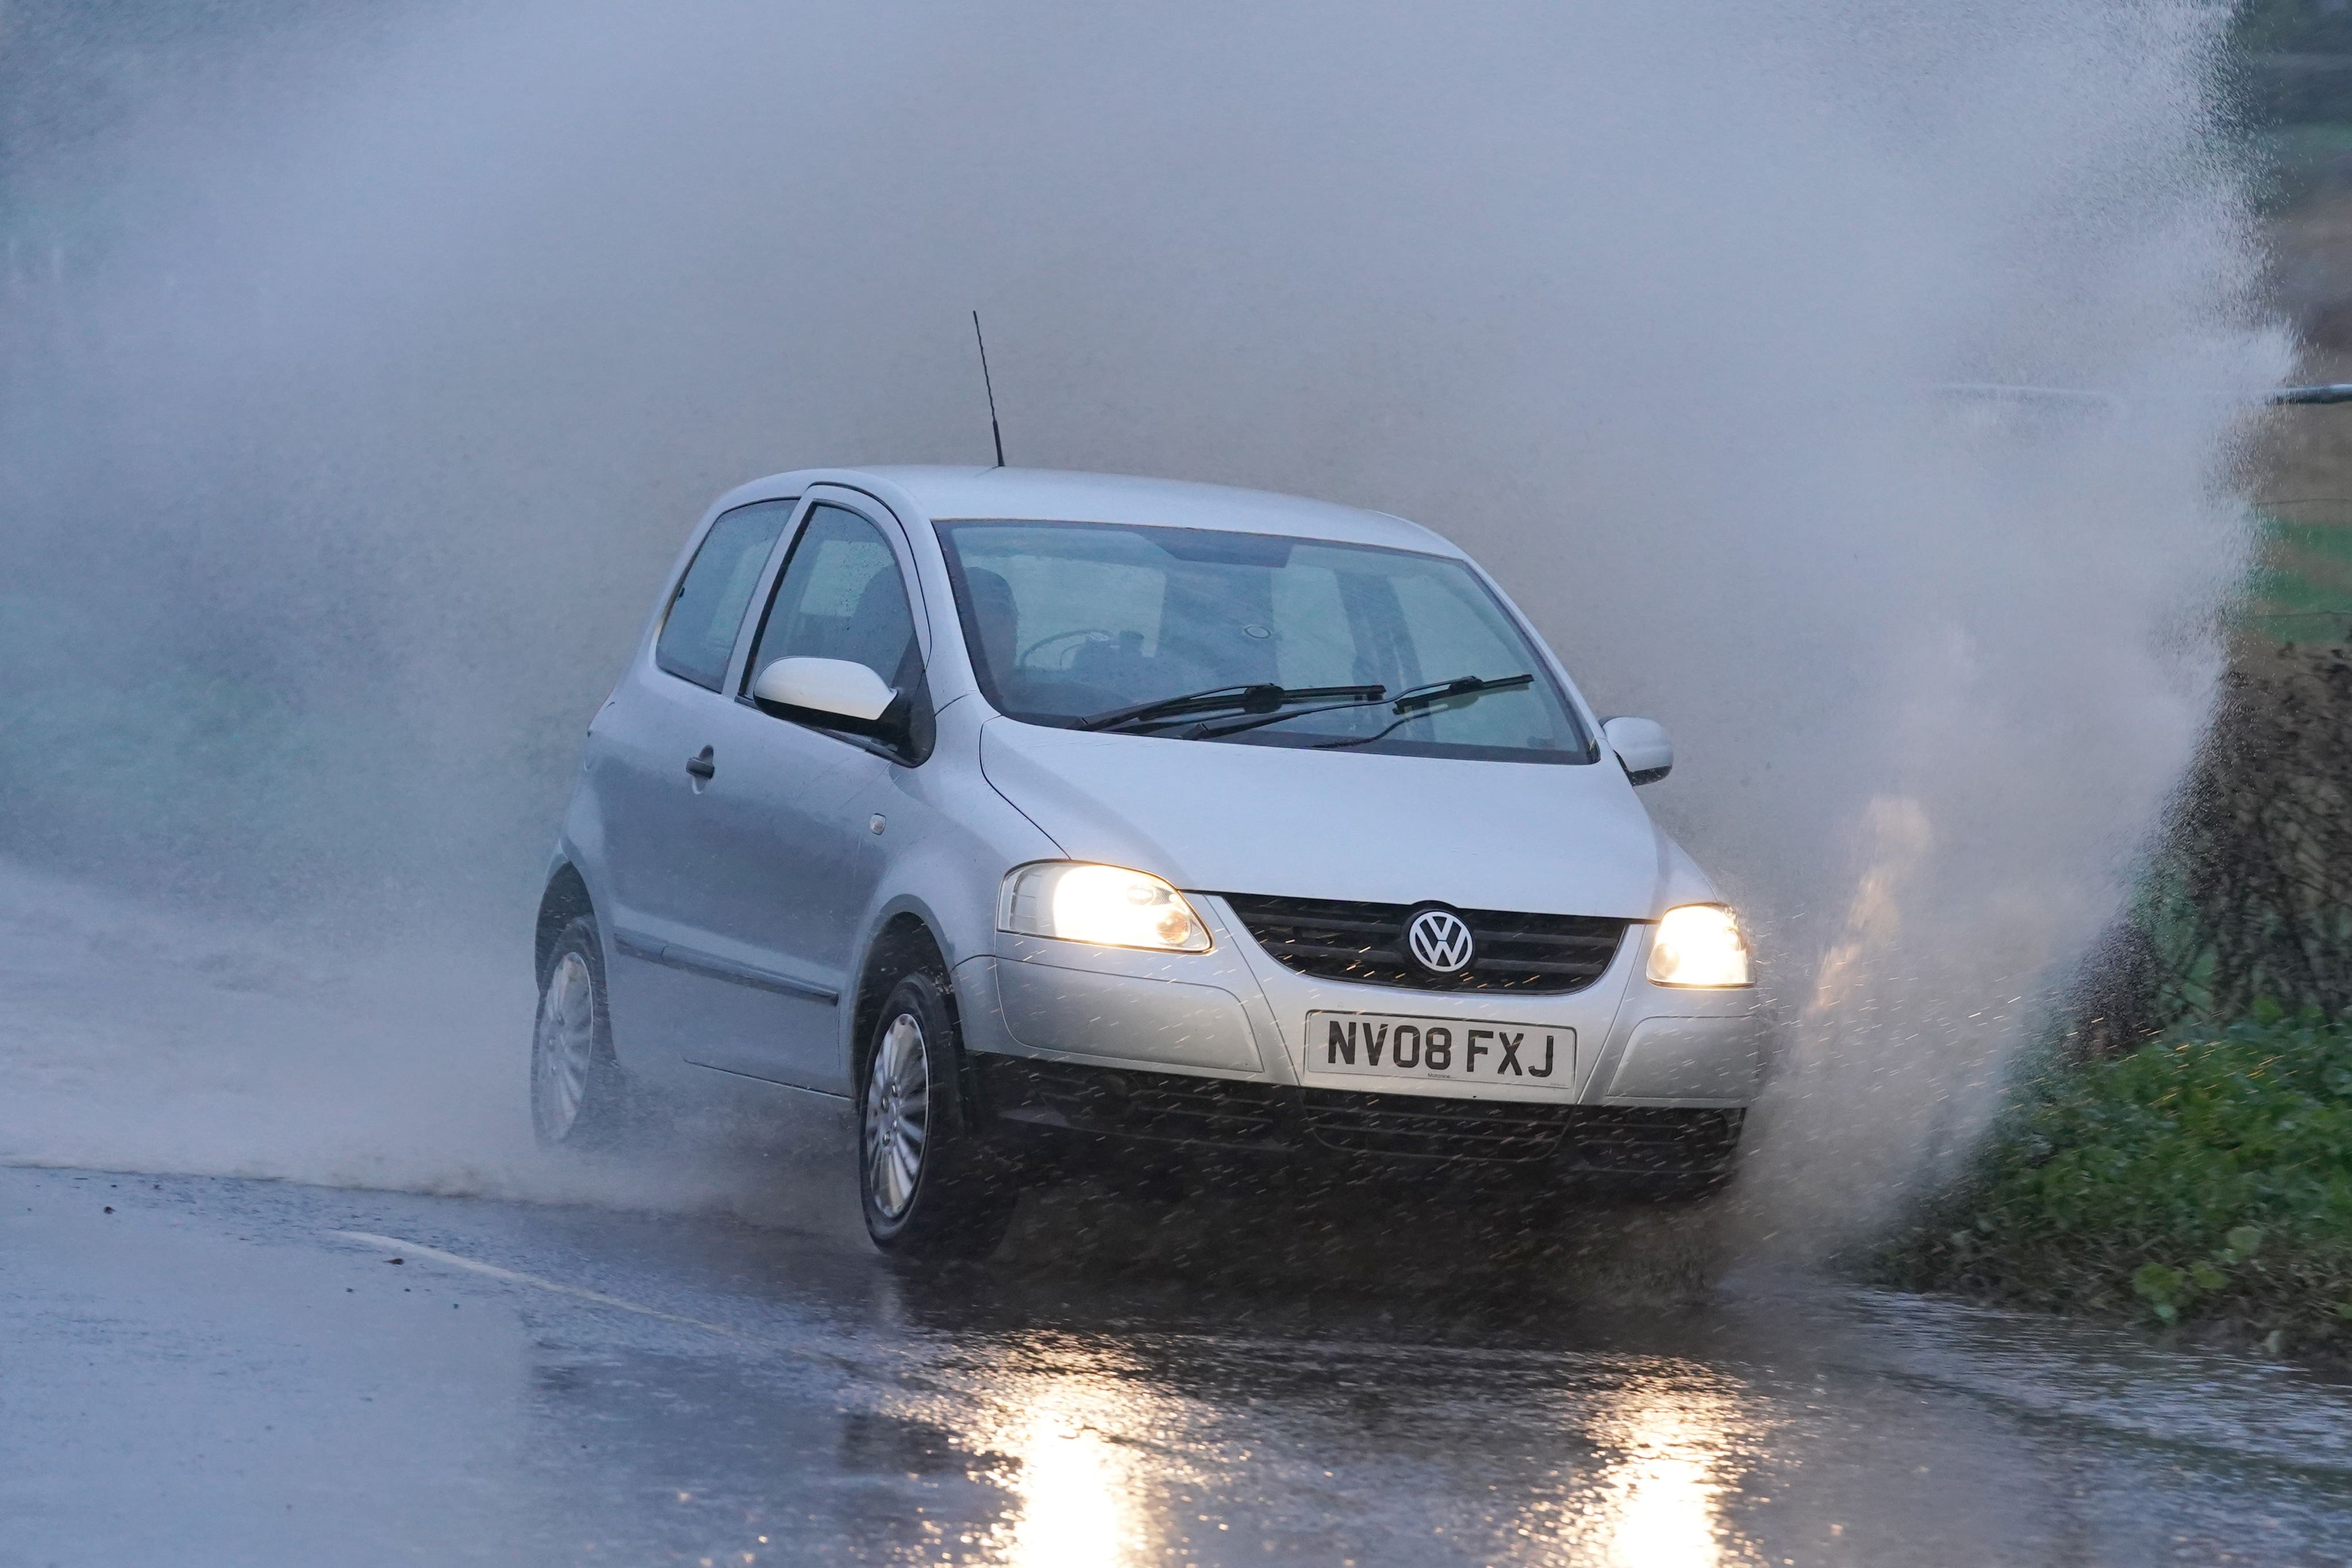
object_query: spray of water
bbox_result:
[0,1,2288,1237]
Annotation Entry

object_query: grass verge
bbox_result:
[1884,1007,2352,1356]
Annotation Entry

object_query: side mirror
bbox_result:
[1601,716,1672,785]
[752,657,897,732]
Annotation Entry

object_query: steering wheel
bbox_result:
[1017,628,1118,670]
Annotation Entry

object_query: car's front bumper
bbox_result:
[954,894,1770,1111]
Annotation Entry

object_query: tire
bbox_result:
[532,914,630,1149]
[858,971,1017,1259]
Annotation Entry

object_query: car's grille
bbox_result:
[1558,1108,1744,1174]
[1298,1087,1574,1161]
[979,1058,1743,1172]
[979,1056,1290,1148]
[1216,893,1628,993]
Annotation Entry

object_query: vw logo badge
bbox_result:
[1405,907,1475,976]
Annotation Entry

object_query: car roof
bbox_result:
[724,466,1462,556]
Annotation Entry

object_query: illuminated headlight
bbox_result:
[998,862,1212,952]
[1647,904,1751,987]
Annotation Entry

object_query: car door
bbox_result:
[594,494,804,1082]
[674,491,932,1092]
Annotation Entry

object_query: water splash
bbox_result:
[0,1,2288,1233]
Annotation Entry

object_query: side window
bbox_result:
[744,505,921,692]
[655,499,796,691]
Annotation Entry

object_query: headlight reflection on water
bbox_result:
[948,1346,1763,1568]
[1563,1373,1759,1568]
[1004,1408,1129,1567]
[973,1372,1167,1568]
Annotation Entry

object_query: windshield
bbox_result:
[934,519,1596,763]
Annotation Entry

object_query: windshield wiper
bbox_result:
[1389,672,1533,713]
[1189,672,1535,743]
[1308,674,1536,750]
[1071,682,1385,734]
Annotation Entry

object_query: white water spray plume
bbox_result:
[0,1,2289,1238]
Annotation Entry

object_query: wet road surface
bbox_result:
[9,1163,2352,1566]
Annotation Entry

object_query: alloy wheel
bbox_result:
[864,1012,930,1219]
[533,951,597,1144]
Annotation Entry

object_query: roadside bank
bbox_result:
[1887,1011,2352,1361]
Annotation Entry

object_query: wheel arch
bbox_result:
[536,862,597,986]
[849,906,997,1129]
[852,912,950,1074]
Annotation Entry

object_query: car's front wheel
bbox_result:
[532,914,630,1148]
[858,971,1017,1259]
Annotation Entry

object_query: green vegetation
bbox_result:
[1892,1008,2352,1351]
[2245,506,2352,645]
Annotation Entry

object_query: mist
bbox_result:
[0,1,2286,1235]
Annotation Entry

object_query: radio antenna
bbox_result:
[971,310,1005,468]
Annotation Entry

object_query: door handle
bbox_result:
[685,747,716,781]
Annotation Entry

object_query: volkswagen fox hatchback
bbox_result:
[534,468,1765,1257]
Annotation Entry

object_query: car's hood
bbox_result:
[978,718,1677,918]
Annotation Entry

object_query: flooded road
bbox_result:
[9,1161,2351,1566]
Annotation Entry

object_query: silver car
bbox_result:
[533,467,1765,1258]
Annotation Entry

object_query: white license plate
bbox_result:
[1306,1010,1572,1085]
